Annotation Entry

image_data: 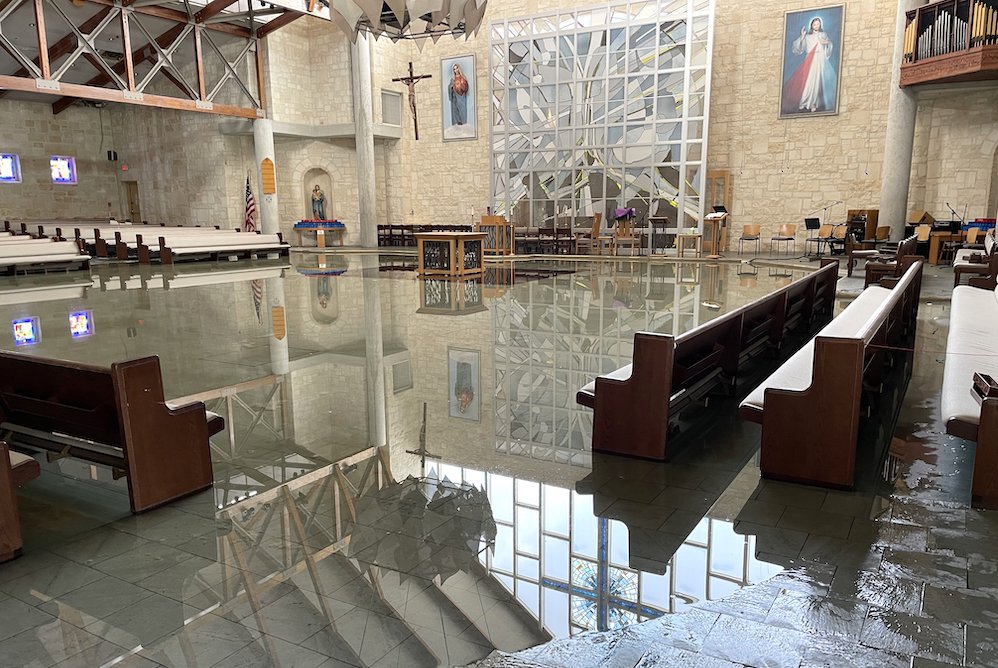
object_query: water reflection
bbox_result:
[0,255,809,667]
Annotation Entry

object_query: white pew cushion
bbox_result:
[741,286,892,412]
[941,286,998,427]
[8,450,34,470]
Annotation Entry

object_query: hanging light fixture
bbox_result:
[327,0,488,41]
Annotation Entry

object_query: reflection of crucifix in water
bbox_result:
[392,61,432,140]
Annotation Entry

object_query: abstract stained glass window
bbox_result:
[490,0,714,243]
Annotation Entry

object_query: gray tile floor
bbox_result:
[0,254,991,668]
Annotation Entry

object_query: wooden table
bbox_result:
[929,231,963,265]
[293,220,345,248]
[476,216,514,256]
[416,231,487,277]
[677,232,703,258]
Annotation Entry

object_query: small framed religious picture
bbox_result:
[448,347,480,421]
[779,5,845,119]
[441,54,477,141]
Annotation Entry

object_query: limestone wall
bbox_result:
[0,99,122,220]
[909,88,998,221]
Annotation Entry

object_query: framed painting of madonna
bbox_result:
[441,54,477,141]
[779,5,844,119]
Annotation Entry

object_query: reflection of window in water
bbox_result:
[426,462,783,638]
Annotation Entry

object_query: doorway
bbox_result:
[124,181,141,222]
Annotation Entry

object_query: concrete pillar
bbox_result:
[361,255,387,447]
[351,34,378,248]
[253,118,280,235]
[880,0,927,237]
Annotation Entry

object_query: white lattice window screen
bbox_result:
[381,90,403,126]
[489,0,714,235]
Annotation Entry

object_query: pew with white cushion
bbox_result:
[953,232,996,287]
[941,282,998,507]
[156,232,288,265]
[740,259,923,488]
[0,240,91,274]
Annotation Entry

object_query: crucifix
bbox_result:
[392,61,432,140]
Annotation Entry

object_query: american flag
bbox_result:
[245,176,263,323]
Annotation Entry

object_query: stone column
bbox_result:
[351,34,378,248]
[361,255,387,447]
[880,0,927,237]
[253,118,280,235]
[266,276,289,376]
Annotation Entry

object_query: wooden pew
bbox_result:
[941,279,998,508]
[862,234,917,286]
[0,442,40,563]
[0,240,91,275]
[739,259,923,489]
[0,353,223,513]
[156,232,288,265]
[577,261,839,460]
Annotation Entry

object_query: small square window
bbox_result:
[381,90,403,126]
[50,156,77,184]
[0,153,20,183]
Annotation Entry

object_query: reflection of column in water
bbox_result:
[361,255,387,447]
[266,276,289,376]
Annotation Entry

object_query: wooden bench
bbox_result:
[577,261,839,460]
[0,353,223,513]
[0,442,40,563]
[862,235,917,286]
[739,259,923,488]
[953,232,996,287]
[156,232,288,265]
[0,239,91,274]
[941,280,998,508]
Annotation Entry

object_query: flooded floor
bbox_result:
[0,254,990,668]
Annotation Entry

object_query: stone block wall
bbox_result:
[910,88,998,221]
[0,100,122,220]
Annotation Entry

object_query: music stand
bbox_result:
[804,217,824,258]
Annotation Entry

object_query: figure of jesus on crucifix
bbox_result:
[392,61,432,140]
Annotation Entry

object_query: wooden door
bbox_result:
[125,182,141,223]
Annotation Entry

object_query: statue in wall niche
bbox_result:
[311,185,326,220]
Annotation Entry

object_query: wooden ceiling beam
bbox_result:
[0,73,259,118]
[256,10,302,39]
[194,0,238,23]
[83,0,251,38]
[51,21,186,114]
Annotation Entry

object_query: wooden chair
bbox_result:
[614,217,640,256]
[769,224,797,255]
[804,224,833,257]
[583,214,613,255]
[915,224,931,257]
[939,227,974,266]
[738,224,761,254]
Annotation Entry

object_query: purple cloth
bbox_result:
[614,207,636,220]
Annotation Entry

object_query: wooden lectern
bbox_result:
[704,211,729,258]
[907,210,936,226]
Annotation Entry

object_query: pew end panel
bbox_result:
[756,336,867,488]
[0,442,23,563]
[111,357,217,513]
[969,399,998,509]
[590,332,677,460]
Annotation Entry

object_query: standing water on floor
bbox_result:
[0,255,801,667]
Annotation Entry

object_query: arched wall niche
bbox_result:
[304,168,333,220]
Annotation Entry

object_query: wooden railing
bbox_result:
[901,0,998,86]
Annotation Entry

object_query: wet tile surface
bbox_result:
[0,256,992,668]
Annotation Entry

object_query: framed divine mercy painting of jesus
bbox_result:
[780,5,844,119]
